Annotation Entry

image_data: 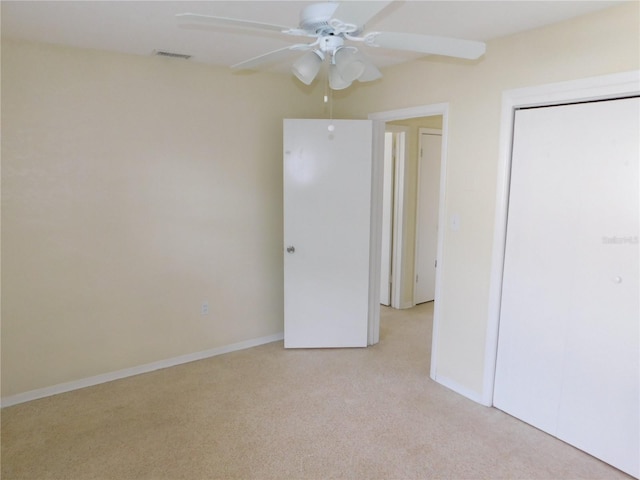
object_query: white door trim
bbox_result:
[379,132,394,306]
[414,128,442,305]
[368,103,449,380]
[385,125,409,309]
[484,70,640,406]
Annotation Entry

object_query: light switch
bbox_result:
[450,214,460,231]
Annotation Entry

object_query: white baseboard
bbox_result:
[431,373,487,406]
[1,332,284,408]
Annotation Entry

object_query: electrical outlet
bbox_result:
[201,302,209,315]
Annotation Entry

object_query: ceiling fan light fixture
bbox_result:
[292,50,324,85]
[357,61,382,82]
[333,47,366,83]
[329,63,352,90]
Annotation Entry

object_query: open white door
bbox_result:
[283,119,373,348]
[414,129,442,304]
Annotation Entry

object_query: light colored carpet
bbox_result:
[1,303,632,479]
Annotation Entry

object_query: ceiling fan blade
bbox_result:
[231,45,311,71]
[369,32,486,60]
[331,0,393,28]
[176,13,293,33]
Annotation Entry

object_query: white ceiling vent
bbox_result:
[153,50,192,60]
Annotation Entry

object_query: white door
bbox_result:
[283,119,373,348]
[379,132,394,306]
[494,97,639,477]
[414,130,442,304]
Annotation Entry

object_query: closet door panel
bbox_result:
[554,98,639,477]
[493,104,581,435]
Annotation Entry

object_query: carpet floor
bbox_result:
[1,303,632,479]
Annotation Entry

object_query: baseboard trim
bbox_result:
[1,332,284,408]
[431,373,486,405]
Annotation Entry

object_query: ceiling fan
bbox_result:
[177,1,486,90]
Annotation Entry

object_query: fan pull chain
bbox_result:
[326,72,335,132]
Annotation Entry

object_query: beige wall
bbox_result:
[1,39,320,396]
[2,2,638,401]
[335,2,640,396]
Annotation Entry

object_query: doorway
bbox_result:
[485,71,640,405]
[369,104,449,379]
[379,126,408,308]
[379,117,443,309]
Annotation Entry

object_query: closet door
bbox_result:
[494,97,639,478]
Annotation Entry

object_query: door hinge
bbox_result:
[435,259,438,268]
[416,274,419,283]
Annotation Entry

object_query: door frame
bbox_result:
[484,70,640,406]
[385,125,409,309]
[379,131,394,307]
[368,104,449,380]
[414,127,443,305]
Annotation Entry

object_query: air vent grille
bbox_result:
[154,50,192,60]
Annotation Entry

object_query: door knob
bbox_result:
[286,246,295,253]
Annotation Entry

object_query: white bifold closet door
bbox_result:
[494,97,639,478]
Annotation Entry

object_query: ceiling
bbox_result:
[1,1,626,73]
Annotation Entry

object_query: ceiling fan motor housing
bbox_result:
[319,35,344,54]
